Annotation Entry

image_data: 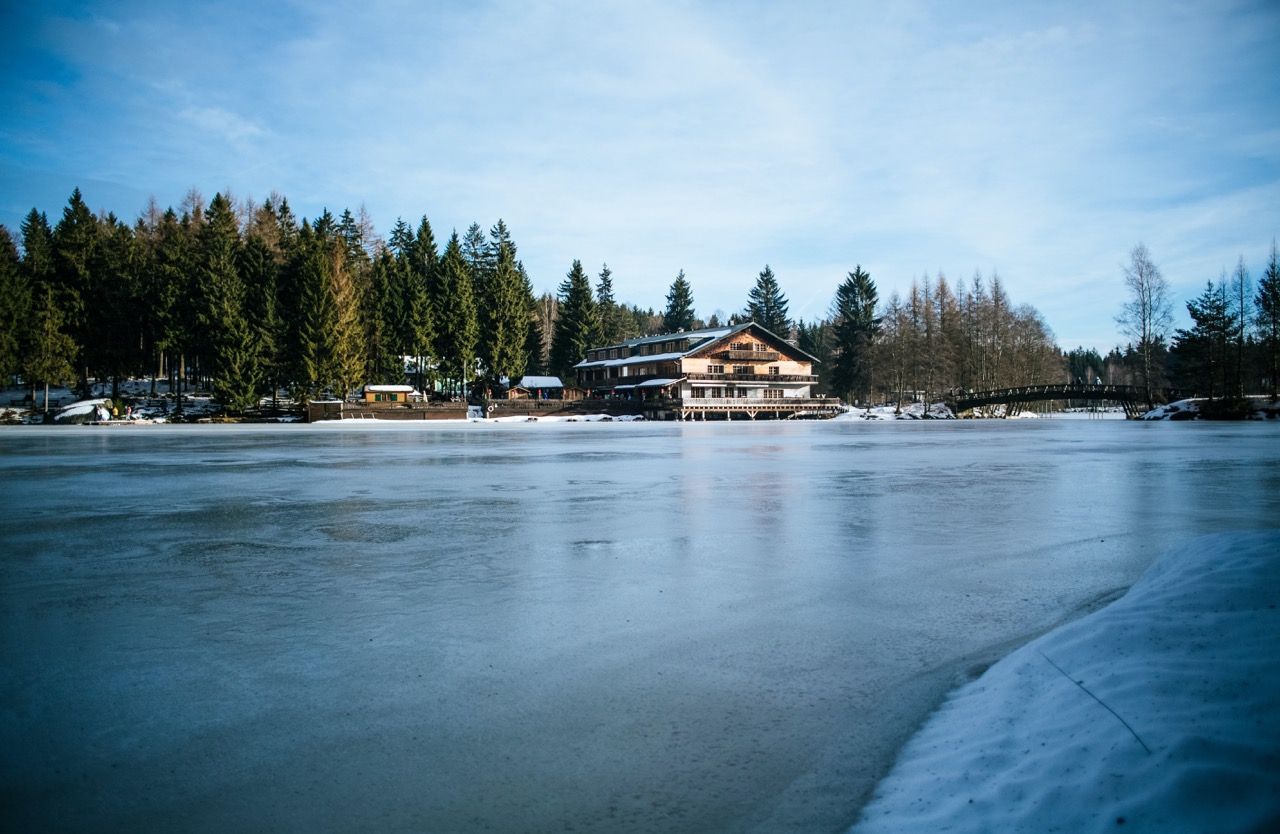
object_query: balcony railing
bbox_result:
[716,349,779,362]
[686,372,816,383]
[677,397,841,409]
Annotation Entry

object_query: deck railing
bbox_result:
[686,372,817,383]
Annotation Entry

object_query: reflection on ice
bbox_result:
[1,420,1277,832]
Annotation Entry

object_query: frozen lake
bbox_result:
[2,419,1277,832]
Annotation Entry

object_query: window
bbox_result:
[755,343,770,352]
[769,366,780,376]
[764,388,783,399]
[733,365,751,375]
[707,364,724,374]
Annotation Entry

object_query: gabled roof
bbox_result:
[686,321,820,364]
[517,376,564,389]
[575,321,817,369]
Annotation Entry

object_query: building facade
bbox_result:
[574,322,841,419]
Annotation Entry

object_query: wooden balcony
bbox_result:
[686,372,817,383]
[715,349,779,362]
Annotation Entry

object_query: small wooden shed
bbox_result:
[362,384,418,403]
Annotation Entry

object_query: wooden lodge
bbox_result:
[574,322,841,420]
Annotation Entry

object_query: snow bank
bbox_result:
[834,403,956,421]
[852,531,1280,834]
[1144,397,1280,420]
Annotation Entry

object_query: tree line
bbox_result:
[798,267,1062,408]
[1102,241,1280,407]
[0,188,1077,413]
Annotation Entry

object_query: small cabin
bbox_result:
[362,384,418,403]
[514,376,566,400]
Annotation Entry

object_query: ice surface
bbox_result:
[851,531,1280,834]
[2,420,1278,832]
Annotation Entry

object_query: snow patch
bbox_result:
[833,402,956,421]
[852,530,1280,834]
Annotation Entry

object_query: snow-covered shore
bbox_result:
[852,531,1280,834]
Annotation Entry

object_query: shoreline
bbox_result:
[848,531,1280,833]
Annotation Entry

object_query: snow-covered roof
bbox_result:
[574,350,687,369]
[364,384,415,393]
[516,376,564,389]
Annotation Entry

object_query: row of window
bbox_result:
[688,388,787,399]
[706,365,782,376]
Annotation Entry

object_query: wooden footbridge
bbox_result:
[948,384,1186,418]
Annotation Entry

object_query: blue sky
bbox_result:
[2,0,1278,351]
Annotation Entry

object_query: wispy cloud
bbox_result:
[1,0,1277,350]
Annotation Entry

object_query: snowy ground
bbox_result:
[834,403,957,420]
[851,530,1280,834]
[1142,397,1280,421]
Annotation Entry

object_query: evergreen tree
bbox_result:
[479,240,528,387]
[326,244,366,399]
[1254,240,1280,398]
[24,285,77,415]
[239,229,284,403]
[87,215,143,400]
[829,266,880,405]
[404,216,439,389]
[367,251,407,384]
[523,266,546,375]
[0,226,29,381]
[388,218,414,257]
[51,188,98,387]
[434,232,478,394]
[197,194,260,412]
[745,265,791,336]
[549,259,600,381]
[19,209,55,291]
[290,223,335,399]
[462,222,488,278]
[662,270,696,332]
[596,263,629,345]
[1172,280,1233,400]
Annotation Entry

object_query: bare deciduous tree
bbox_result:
[1117,243,1173,405]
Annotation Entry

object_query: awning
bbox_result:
[637,378,685,388]
[612,384,637,391]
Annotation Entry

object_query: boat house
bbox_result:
[574,322,841,420]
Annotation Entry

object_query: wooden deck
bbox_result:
[661,397,843,420]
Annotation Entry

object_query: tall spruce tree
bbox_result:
[745,265,791,336]
[87,215,143,400]
[197,194,260,412]
[404,216,439,389]
[287,222,333,399]
[830,266,881,405]
[1255,240,1280,398]
[25,285,77,414]
[662,270,696,332]
[434,232,478,395]
[51,188,98,387]
[548,260,599,382]
[367,250,408,384]
[480,240,528,387]
[0,226,28,381]
[1172,279,1233,400]
[596,263,629,345]
[239,229,284,403]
